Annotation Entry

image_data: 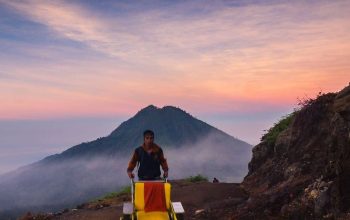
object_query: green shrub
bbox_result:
[185,174,208,182]
[261,112,296,146]
[116,186,131,196]
[91,185,131,202]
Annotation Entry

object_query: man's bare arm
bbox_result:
[127,150,138,178]
[159,150,169,176]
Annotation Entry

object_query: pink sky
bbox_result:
[0,0,349,173]
[1,0,349,120]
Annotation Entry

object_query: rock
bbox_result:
[76,203,86,209]
[319,181,327,189]
[310,189,319,199]
[195,209,205,215]
[236,85,350,219]
[323,213,334,219]
[53,212,62,216]
[314,189,329,216]
[303,154,311,160]
[18,212,33,220]
[280,204,289,216]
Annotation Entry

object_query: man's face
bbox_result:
[144,134,154,146]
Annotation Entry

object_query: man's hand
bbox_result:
[127,171,135,179]
[163,170,168,178]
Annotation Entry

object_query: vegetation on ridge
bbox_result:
[185,174,208,183]
[91,186,131,202]
[260,91,337,147]
[261,112,295,146]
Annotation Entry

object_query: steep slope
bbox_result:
[235,84,350,219]
[0,105,251,220]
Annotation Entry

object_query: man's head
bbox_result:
[143,129,154,146]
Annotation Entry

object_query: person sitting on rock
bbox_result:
[127,130,169,180]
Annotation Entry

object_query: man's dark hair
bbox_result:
[143,129,154,137]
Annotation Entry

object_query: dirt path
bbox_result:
[52,180,248,220]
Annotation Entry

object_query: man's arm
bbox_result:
[127,150,138,178]
[159,149,169,177]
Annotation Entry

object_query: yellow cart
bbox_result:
[121,179,185,220]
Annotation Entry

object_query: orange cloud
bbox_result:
[1,0,349,119]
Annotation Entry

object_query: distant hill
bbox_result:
[0,105,252,219]
[45,105,245,161]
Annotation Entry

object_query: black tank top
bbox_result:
[135,146,162,179]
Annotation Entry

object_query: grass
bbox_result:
[261,112,296,146]
[185,174,208,183]
[91,174,209,202]
[260,91,337,147]
[91,185,131,202]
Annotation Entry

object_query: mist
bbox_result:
[0,117,124,175]
[166,132,251,182]
[0,156,130,219]
[0,131,251,219]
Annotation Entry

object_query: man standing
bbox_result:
[127,130,169,180]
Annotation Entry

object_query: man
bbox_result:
[127,130,169,180]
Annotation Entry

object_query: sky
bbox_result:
[0,0,349,175]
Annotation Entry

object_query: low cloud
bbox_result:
[0,131,251,218]
[165,132,251,182]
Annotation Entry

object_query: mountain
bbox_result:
[0,105,252,219]
[44,105,244,160]
[233,84,350,219]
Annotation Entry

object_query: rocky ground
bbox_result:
[236,84,350,219]
[19,180,248,220]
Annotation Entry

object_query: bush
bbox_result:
[261,112,296,146]
[91,185,131,202]
[260,91,337,147]
[115,186,131,196]
[185,174,208,183]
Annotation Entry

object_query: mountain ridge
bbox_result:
[40,104,248,162]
